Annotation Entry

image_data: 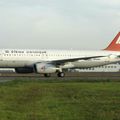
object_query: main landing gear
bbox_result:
[44,72,65,77]
[44,73,51,77]
[57,72,65,77]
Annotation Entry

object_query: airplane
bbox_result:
[0,32,120,77]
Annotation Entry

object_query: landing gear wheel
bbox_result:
[44,73,51,77]
[57,72,65,77]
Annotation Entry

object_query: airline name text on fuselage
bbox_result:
[4,50,47,54]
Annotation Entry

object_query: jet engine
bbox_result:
[35,63,59,74]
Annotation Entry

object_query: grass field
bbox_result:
[0,79,120,120]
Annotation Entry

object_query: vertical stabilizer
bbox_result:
[104,32,120,51]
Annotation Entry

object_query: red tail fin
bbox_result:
[105,32,120,51]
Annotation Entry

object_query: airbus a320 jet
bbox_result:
[0,32,120,77]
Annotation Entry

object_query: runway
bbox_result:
[0,72,120,82]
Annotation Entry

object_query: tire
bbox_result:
[57,72,65,77]
[44,73,51,77]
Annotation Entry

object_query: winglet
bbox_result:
[104,32,120,51]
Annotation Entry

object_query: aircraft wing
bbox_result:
[50,56,105,65]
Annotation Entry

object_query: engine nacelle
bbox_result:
[15,67,34,73]
[35,63,58,74]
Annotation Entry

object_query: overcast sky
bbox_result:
[0,0,120,50]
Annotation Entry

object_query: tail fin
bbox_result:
[104,32,120,51]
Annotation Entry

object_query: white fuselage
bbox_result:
[0,49,120,69]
